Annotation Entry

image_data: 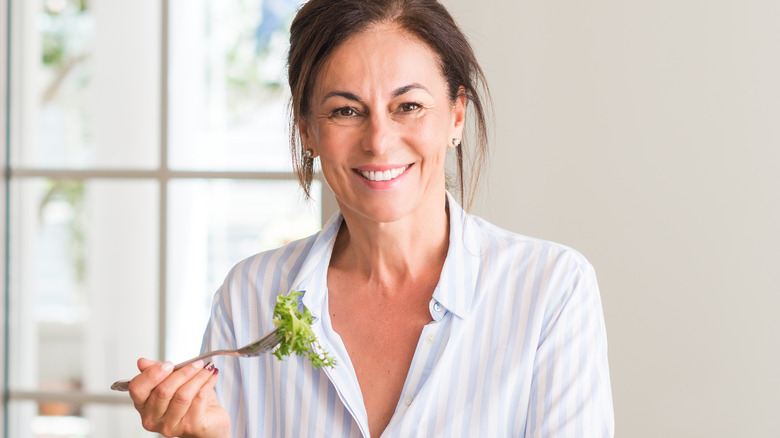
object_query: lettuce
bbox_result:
[272,290,336,369]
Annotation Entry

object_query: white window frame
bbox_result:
[1,0,337,433]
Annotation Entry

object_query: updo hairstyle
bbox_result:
[287,0,491,210]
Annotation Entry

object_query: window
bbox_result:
[3,0,328,436]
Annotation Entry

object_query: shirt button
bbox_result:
[425,335,435,344]
[403,397,413,406]
[433,302,442,312]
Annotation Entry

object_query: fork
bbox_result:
[110,327,281,392]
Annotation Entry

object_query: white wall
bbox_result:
[444,1,780,436]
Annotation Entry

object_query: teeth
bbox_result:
[359,166,409,181]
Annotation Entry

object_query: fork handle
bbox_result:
[110,350,236,392]
[172,349,234,369]
[110,379,134,392]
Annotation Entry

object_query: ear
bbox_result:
[450,86,467,144]
[298,116,319,158]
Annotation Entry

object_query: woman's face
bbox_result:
[300,24,465,225]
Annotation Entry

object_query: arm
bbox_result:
[198,274,247,438]
[526,262,614,437]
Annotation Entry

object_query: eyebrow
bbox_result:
[320,91,362,105]
[320,83,430,105]
[392,83,430,97]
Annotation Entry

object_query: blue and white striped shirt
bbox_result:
[202,194,614,437]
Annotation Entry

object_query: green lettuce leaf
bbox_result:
[272,290,336,369]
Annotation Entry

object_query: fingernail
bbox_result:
[191,360,205,369]
[161,361,174,373]
[204,362,215,372]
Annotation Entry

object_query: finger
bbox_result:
[162,363,220,433]
[192,367,221,413]
[137,357,161,372]
[128,360,174,411]
[179,369,222,434]
[141,360,206,430]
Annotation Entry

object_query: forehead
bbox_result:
[314,24,447,96]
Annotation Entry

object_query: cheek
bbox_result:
[315,126,350,156]
[315,130,361,180]
[402,118,450,154]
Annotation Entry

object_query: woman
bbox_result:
[128,0,614,436]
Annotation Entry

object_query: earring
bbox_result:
[304,148,314,159]
[452,138,461,147]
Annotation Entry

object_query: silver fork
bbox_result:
[111,327,281,392]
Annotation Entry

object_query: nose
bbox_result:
[362,113,394,156]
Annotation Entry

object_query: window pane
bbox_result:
[166,179,321,362]
[9,179,159,393]
[168,0,300,171]
[10,0,160,169]
[8,400,151,438]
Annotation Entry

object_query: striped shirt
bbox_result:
[201,193,614,437]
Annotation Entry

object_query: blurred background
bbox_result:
[446,1,780,437]
[2,0,324,436]
[1,0,778,437]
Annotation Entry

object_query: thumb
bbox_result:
[137,357,162,372]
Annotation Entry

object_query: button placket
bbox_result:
[396,316,446,416]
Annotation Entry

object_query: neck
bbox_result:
[331,196,450,291]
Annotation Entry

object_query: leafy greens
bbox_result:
[272,290,336,369]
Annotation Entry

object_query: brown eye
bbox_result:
[399,102,422,112]
[334,107,357,117]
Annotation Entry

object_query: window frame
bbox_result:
[1,0,336,434]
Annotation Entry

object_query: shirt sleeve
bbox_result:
[525,261,615,437]
[200,275,248,438]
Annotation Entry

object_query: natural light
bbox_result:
[6,0,321,436]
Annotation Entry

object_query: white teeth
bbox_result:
[359,166,408,181]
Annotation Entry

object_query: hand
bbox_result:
[128,358,231,438]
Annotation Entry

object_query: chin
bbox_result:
[339,196,415,225]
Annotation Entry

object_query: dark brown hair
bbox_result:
[287,0,491,210]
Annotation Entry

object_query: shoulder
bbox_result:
[202,230,329,353]
[228,232,318,292]
[464,215,605,336]
[466,214,592,273]
[211,232,321,318]
[464,214,601,319]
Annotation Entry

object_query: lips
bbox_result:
[356,165,410,182]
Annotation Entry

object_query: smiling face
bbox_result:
[299,23,465,226]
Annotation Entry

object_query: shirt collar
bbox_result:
[433,192,481,319]
[292,211,342,320]
[293,192,482,320]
